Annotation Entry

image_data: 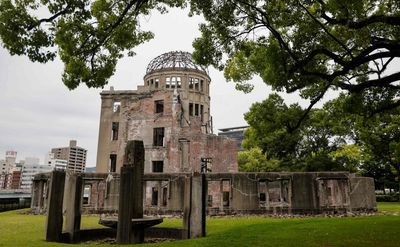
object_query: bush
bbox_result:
[376,194,400,202]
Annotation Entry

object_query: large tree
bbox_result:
[0,0,185,89]
[191,0,400,124]
[242,92,400,189]
[242,93,349,172]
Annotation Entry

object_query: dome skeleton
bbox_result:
[145,51,208,76]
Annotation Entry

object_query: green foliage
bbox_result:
[0,0,185,89]
[242,93,351,172]
[191,0,400,116]
[238,147,280,172]
[376,194,400,202]
[329,145,362,173]
[242,93,304,168]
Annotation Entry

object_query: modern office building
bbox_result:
[218,126,249,150]
[51,140,87,173]
[44,152,68,171]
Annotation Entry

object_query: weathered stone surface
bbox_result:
[45,170,65,242]
[64,172,83,243]
[183,174,206,239]
[350,177,377,211]
[116,140,147,244]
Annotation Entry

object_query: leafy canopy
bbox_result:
[0,0,185,89]
[2,0,399,104]
[191,0,400,121]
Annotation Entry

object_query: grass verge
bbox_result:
[0,203,399,247]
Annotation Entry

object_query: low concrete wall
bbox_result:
[0,197,31,212]
[31,172,376,215]
[350,176,377,211]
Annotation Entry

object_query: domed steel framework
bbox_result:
[146,51,208,75]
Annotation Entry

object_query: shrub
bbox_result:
[376,194,400,202]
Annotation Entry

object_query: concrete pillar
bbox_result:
[116,140,145,244]
[38,180,44,211]
[45,170,66,242]
[64,172,83,243]
[30,180,40,209]
[183,173,206,239]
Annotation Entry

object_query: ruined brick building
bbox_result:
[96,51,238,174]
[95,51,238,208]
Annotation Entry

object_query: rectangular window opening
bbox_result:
[268,181,281,204]
[152,161,164,173]
[170,77,176,89]
[113,102,121,113]
[176,77,181,88]
[208,195,213,207]
[200,105,204,121]
[281,180,290,203]
[153,127,165,146]
[260,193,266,203]
[109,154,117,173]
[165,77,171,88]
[162,187,168,206]
[189,77,194,89]
[155,78,159,88]
[222,191,230,207]
[200,80,204,91]
[151,187,158,206]
[195,103,199,116]
[83,185,91,205]
[194,78,199,91]
[155,100,164,114]
[111,122,119,141]
[189,103,194,116]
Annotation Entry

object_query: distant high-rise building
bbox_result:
[5,151,17,165]
[44,152,67,171]
[51,140,87,173]
[1,151,17,174]
[9,167,22,189]
[24,157,40,166]
[21,159,53,190]
[218,126,248,150]
[0,159,7,175]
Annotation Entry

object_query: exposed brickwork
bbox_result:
[95,52,238,208]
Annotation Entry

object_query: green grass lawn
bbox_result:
[377,202,400,214]
[0,203,399,247]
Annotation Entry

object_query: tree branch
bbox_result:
[321,13,400,29]
[299,1,353,57]
[288,83,331,133]
[27,4,71,31]
[339,71,400,92]
[369,100,400,116]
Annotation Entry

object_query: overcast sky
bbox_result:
[0,8,310,167]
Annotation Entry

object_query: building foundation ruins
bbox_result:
[33,170,376,216]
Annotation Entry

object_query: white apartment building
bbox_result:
[45,152,67,171]
[20,158,53,190]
